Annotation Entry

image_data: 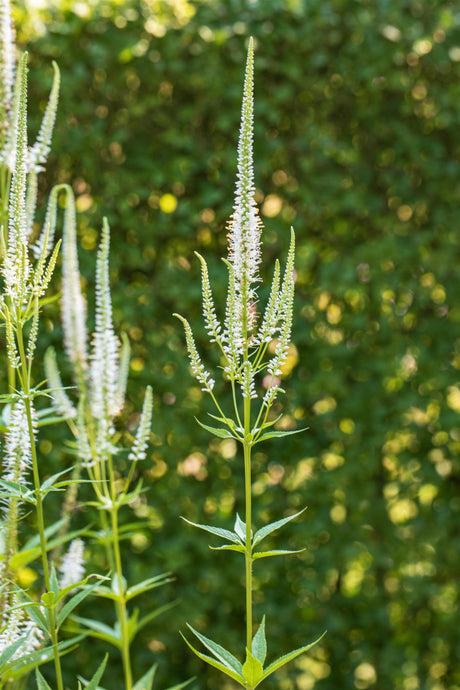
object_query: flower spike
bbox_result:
[0,0,15,139]
[226,36,263,336]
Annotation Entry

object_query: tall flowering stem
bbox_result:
[46,199,174,690]
[177,38,324,688]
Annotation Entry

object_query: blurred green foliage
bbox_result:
[10,0,460,688]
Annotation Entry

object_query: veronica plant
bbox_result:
[176,38,325,688]
[0,5,109,686]
[42,188,189,690]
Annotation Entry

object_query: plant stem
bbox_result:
[243,395,253,651]
[16,323,65,690]
[110,502,133,690]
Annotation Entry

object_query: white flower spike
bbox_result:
[226,36,263,336]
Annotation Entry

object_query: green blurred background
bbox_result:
[12,0,460,688]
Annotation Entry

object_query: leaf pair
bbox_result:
[36,654,107,690]
[77,661,193,690]
[182,507,307,560]
[182,620,325,688]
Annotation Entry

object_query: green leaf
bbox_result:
[11,523,89,570]
[8,636,86,679]
[111,574,127,597]
[35,669,53,690]
[234,514,246,541]
[259,414,282,430]
[181,517,242,544]
[181,633,244,685]
[132,664,156,690]
[207,413,237,430]
[41,591,55,607]
[259,632,326,683]
[57,578,105,629]
[251,617,267,665]
[40,468,72,494]
[194,417,235,439]
[242,648,264,686]
[85,655,108,690]
[70,616,121,648]
[253,549,305,560]
[126,572,173,601]
[186,624,243,676]
[136,600,178,634]
[0,635,30,670]
[255,427,309,444]
[164,679,195,690]
[209,544,246,555]
[127,608,140,643]
[252,508,307,547]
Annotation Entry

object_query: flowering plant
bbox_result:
[176,37,324,689]
[0,2,185,688]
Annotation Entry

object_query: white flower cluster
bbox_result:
[177,38,296,408]
[59,538,85,591]
[0,0,59,174]
[0,595,44,661]
[90,219,121,424]
[0,52,62,319]
[129,386,153,462]
[43,347,77,420]
[59,185,88,380]
[1,400,36,518]
[226,38,262,330]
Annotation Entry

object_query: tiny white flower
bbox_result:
[59,538,85,591]
[129,386,153,462]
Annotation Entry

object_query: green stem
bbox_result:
[17,323,65,690]
[243,395,253,651]
[110,502,133,690]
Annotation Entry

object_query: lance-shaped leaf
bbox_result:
[8,635,86,679]
[181,634,244,686]
[209,543,246,555]
[181,516,243,544]
[70,615,121,648]
[0,635,31,671]
[132,664,157,690]
[242,648,264,687]
[35,670,53,690]
[195,417,237,440]
[258,632,326,684]
[252,616,267,665]
[254,426,308,444]
[77,654,108,690]
[252,508,307,548]
[186,625,243,675]
[234,513,247,542]
[125,572,173,601]
[57,577,106,630]
[253,548,305,560]
[182,625,244,683]
[164,679,195,690]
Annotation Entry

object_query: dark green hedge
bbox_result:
[13,0,460,688]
